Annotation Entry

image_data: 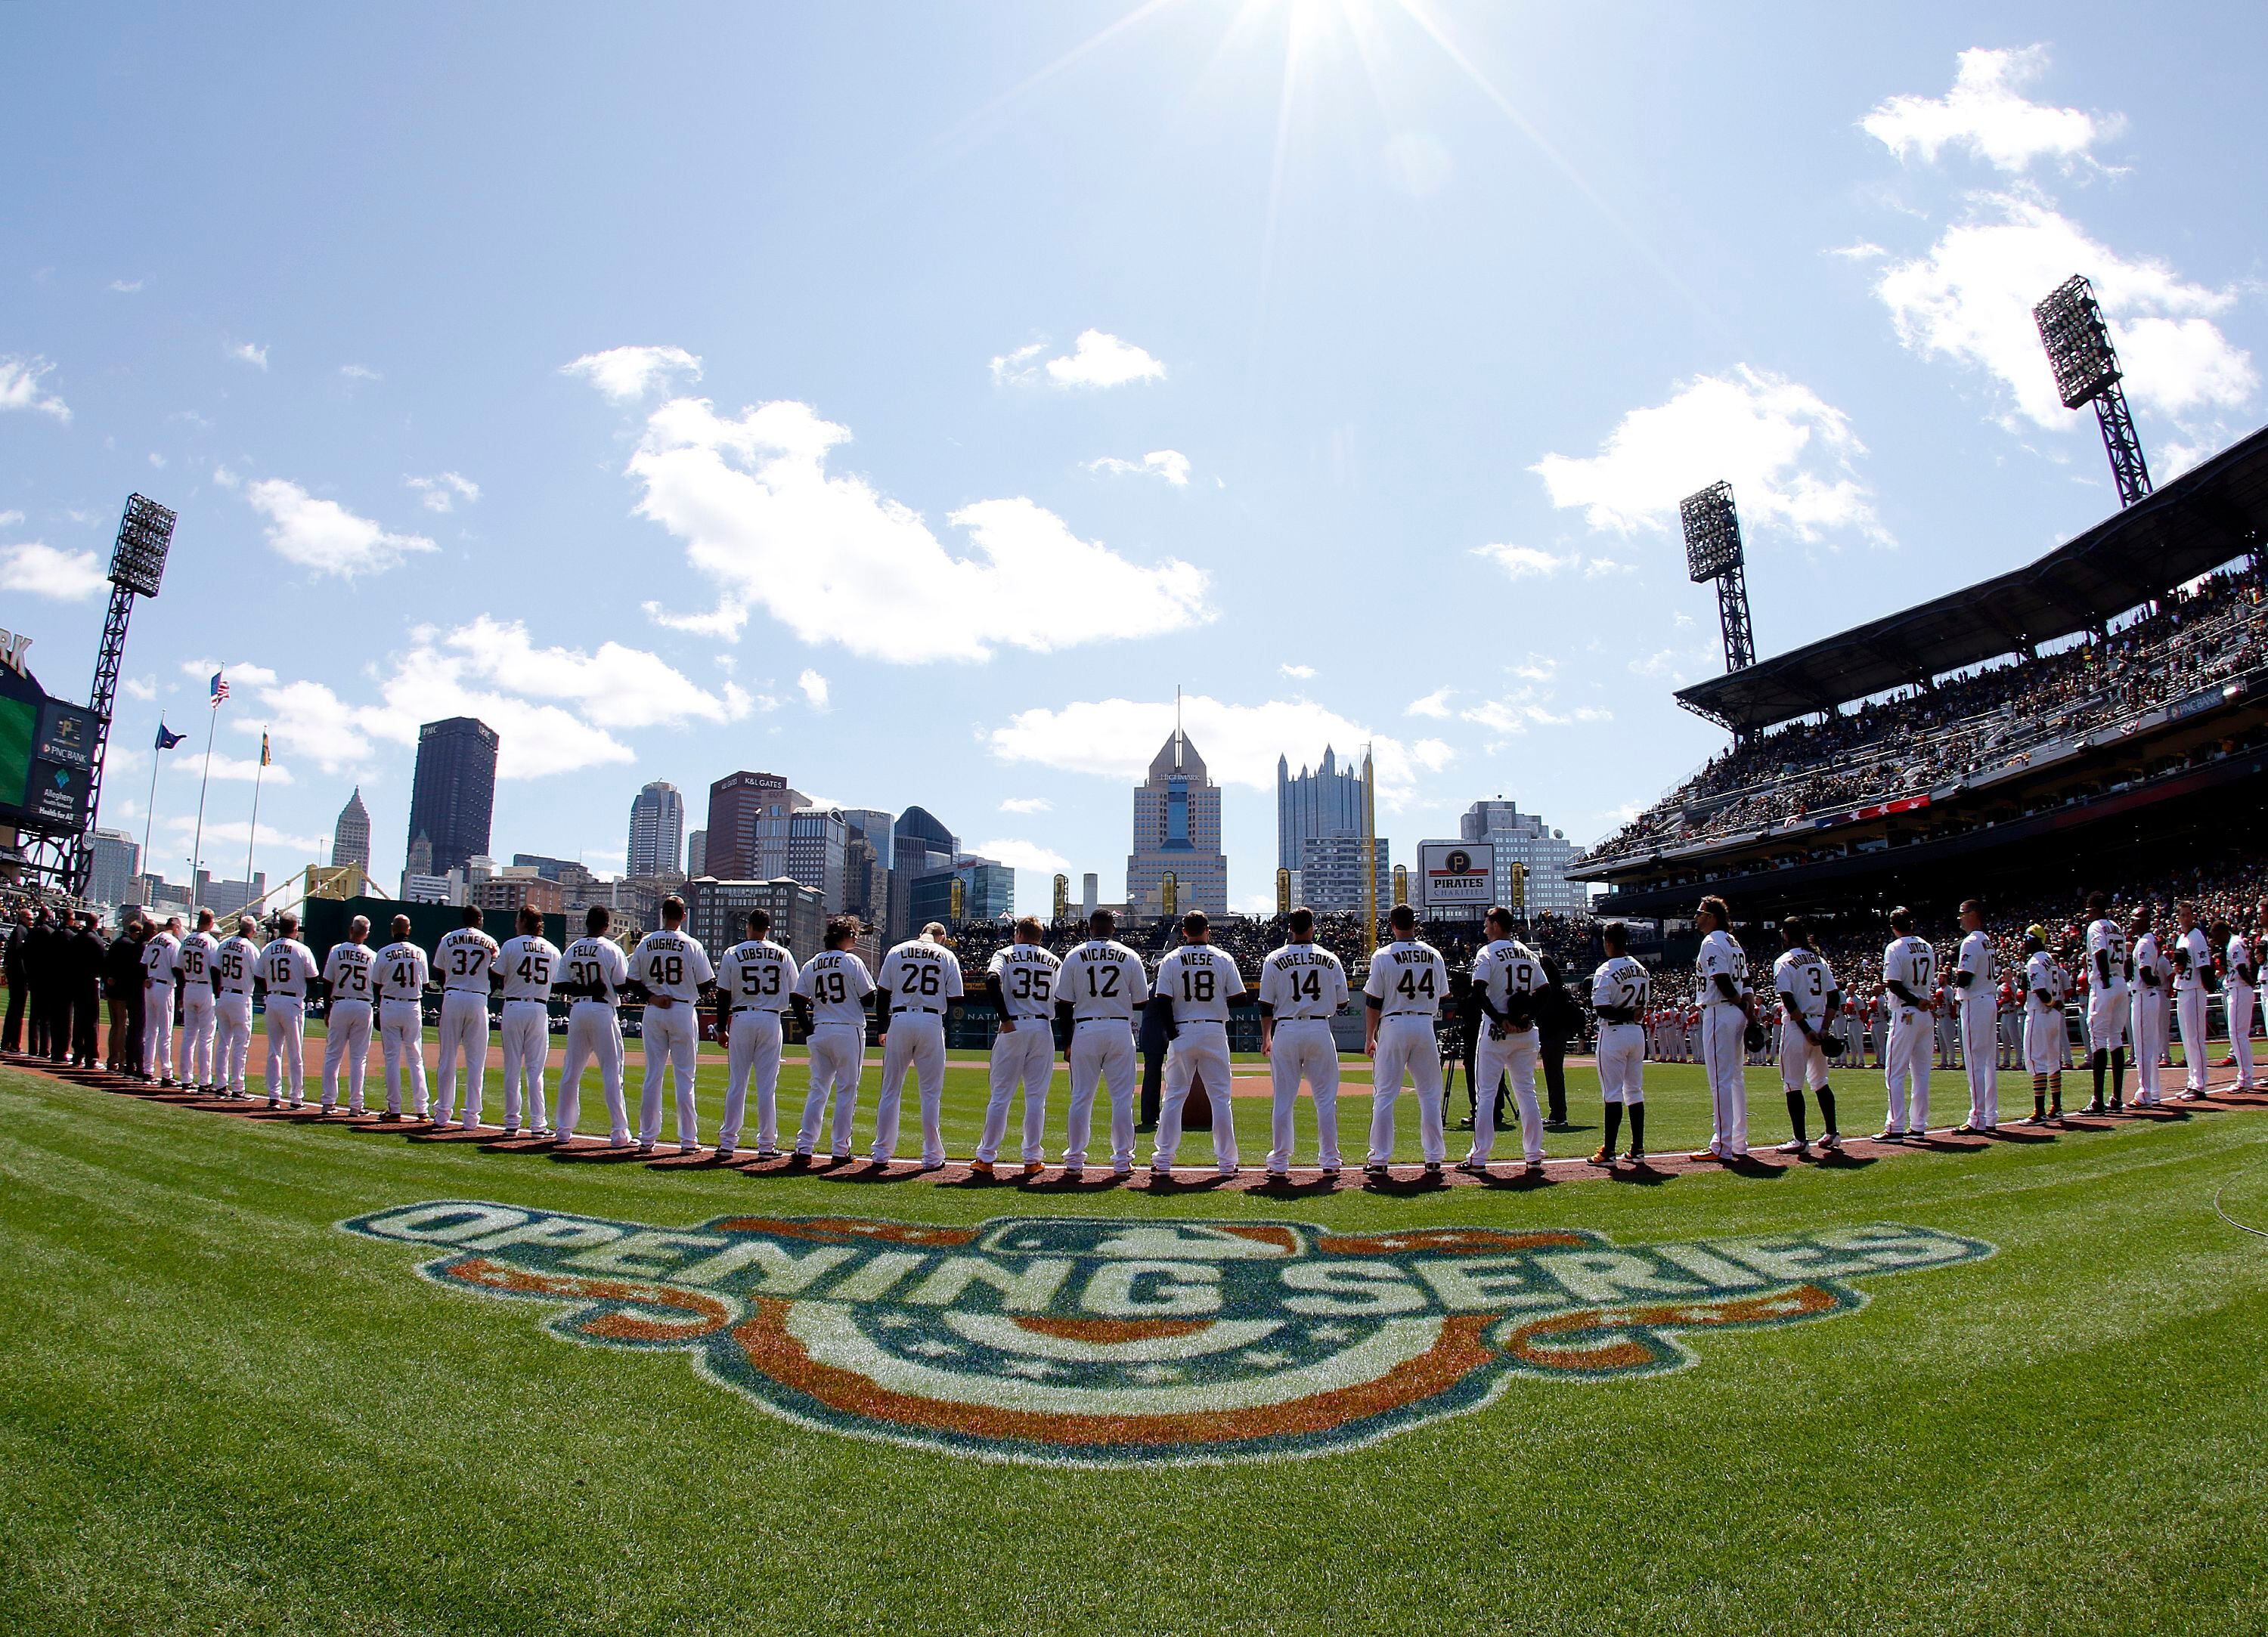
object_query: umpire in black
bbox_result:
[1536,954,1580,1129]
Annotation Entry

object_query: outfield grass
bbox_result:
[3,1062,2266,1635]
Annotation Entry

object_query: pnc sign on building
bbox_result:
[344,1203,1991,1467]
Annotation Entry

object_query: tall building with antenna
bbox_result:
[333,787,371,874]
[1126,694,1226,918]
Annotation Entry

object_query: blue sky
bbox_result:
[4,2,2263,911]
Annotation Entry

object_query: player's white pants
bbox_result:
[556,1001,627,1143]
[380,998,428,1116]
[1368,1014,1445,1167]
[498,999,550,1134]
[1154,1020,1237,1172]
[1960,997,1998,1128]
[2176,989,2210,1092]
[2231,985,2258,1090]
[1883,1005,1932,1134]
[216,993,253,1096]
[1466,1025,1541,1165]
[181,989,217,1090]
[2086,988,2129,1055]
[434,990,490,1125]
[978,1024,1055,1165]
[721,1009,784,1154]
[141,983,175,1079]
[873,1011,948,1165]
[264,995,306,1106]
[2130,989,2166,1103]
[1063,1020,1136,1171]
[1697,1003,1748,1157]
[1266,1020,1340,1173]
[637,1001,702,1147]
[1597,1022,1646,1106]
[321,998,373,1113]
[798,1023,865,1157]
[1778,1017,1828,1094]
[2023,1009,2065,1078]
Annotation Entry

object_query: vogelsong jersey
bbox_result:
[1258,942,1348,1021]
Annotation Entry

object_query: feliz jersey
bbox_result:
[562,936,630,1005]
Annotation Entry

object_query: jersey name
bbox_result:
[1059,941,1148,1021]
[257,939,316,998]
[1365,941,1446,1019]
[436,930,499,992]
[1592,954,1650,1017]
[1157,946,1245,1024]
[988,945,1062,1020]
[498,936,561,1001]
[562,938,628,1005]
[324,942,376,1001]
[1259,945,1347,1020]
[374,942,430,1003]
[212,936,261,995]
[723,939,797,1010]
[795,951,875,1028]
[176,931,218,986]
[1883,936,1935,998]
[633,931,714,1003]
[143,933,181,984]
[1771,949,1835,1024]
[881,942,964,1010]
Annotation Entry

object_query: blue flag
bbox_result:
[154,721,187,750]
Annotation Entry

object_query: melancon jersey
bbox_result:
[987,943,1063,1022]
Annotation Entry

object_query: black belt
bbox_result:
[1074,1016,1129,1026]
[733,1006,783,1017]
[894,1004,942,1015]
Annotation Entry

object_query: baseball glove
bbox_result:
[1743,1019,1768,1053]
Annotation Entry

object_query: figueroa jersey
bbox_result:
[632,929,714,1004]
[1365,939,1447,1020]
[1155,944,1246,1024]
[721,939,798,1012]
[879,939,964,1012]
[435,927,500,993]
[561,936,629,1005]
[1592,953,1651,1016]
[497,935,562,1001]
[1258,943,1348,1021]
[322,940,376,1002]
[988,943,1062,1022]
[795,949,875,1029]
[374,941,430,1004]
[1058,939,1148,1022]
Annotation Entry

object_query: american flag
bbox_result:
[209,671,229,704]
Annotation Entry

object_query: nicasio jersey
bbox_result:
[1772,947,1838,1026]
[212,935,262,996]
[497,935,562,1001]
[1364,939,1448,1022]
[1471,938,1545,1026]
[631,929,714,1004]
[435,927,500,993]
[256,938,318,999]
[987,943,1063,1023]
[1696,929,1748,1006]
[1591,954,1651,1017]
[322,940,377,1002]
[1155,944,1247,1025]
[175,930,219,989]
[561,936,630,1006]
[795,948,875,1029]
[720,938,798,1012]
[1258,943,1349,1022]
[1058,939,1149,1023]
[878,938,965,1013]
[373,941,431,1004]
[2025,951,2068,1014]
[2085,918,2130,997]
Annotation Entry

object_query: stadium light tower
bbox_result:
[2034,274,2152,509]
[1680,481,1755,674]
[68,494,175,893]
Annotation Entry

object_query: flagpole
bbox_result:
[245,738,265,893]
[189,703,218,908]
[141,748,161,891]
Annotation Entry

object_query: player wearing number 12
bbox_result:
[714,908,798,1162]
[874,924,966,1169]
[1257,906,1349,1178]
[1052,910,1148,1179]
[495,906,561,1138]
[975,917,1062,1177]
[1364,903,1451,1178]
[1151,911,1247,1177]
[630,896,716,1155]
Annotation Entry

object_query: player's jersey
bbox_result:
[1696,929,1748,1006]
[497,935,561,1001]
[720,938,797,1011]
[2229,933,2257,989]
[987,943,1063,1022]
[878,938,964,1013]
[1956,930,1996,1000]
[373,941,431,1004]
[2174,928,2212,992]
[1156,944,1247,1025]
[435,928,500,993]
[212,935,262,996]
[1364,939,1448,1021]
[142,931,181,986]
[1882,936,1936,1005]
[2024,952,2068,1014]
[1470,938,1545,1026]
[795,948,875,1029]
[176,930,219,989]
[1772,948,1836,1026]
[256,938,318,999]
[561,936,629,1006]
[2085,918,2129,997]
[1058,939,1149,1023]
[1258,942,1349,1022]
[631,929,714,1004]
[1591,954,1651,1017]
[2132,931,2161,992]
[322,941,376,1003]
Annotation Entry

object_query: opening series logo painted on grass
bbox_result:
[342,1203,1991,1467]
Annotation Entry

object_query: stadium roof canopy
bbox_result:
[1676,423,2268,732]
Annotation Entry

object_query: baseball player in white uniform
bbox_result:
[1151,910,1247,1178]
[1951,899,2000,1133]
[212,916,262,1099]
[1588,920,1651,1165]
[1462,906,1547,1175]
[630,895,715,1153]
[872,922,965,1169]
[2170,903,2212,1099]
[1771,917,1844,1156]
[2020,927,2069,1124]
[792,915,875,1161]
[372,915,432,1120]
[555,905,632,1147]
[1693,896,1755,1161]
[2129,908,2167,1106]
[318,914,377,1116]
[1052,909,1148,1178]
[256,913,318,1108]
[1362,904,1449,1179]
[495,905,559,1137]
[140,915,181,1084]
[976,916,1061,1177]
[1878,907,1935,1143]
[175,908,221,1094]
[2081,891,2130,1114]
[432,907,500,1128]
[714,907,797,1161]
[2219,918,2257,1092]
[1256,906,1349,1179]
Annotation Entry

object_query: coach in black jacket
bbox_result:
[1536,955,1580,1129]
[2,906,31,1054]
[65,915,105,1067]
[103,919,147,1076]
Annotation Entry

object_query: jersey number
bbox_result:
[1083,965,1122,999]
[1395,968,1437,1001]
[518,955,550,985]
[814,971,848,1005]
[1008,967,1050,1002]
[900,964,943,998]
[1180,968,1216,1004]
[1290,969,1322,1003]
[738,962,782,998]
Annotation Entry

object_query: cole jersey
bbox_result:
[1470,938,1545,1024]
[795,949,875,1029]
[2085,918,2130,997]
[175,930,218,989]
[720,939,798,1011]
[256,938,318,999]
[373,941,431,1004]
[631,929,714,1004]
[1058,939,1150,1022]
[1882,936,1937,1002]
[212,935,262,996]
[321,941,377,1002]
[1956,930,1996,997]
[878,939,965,1012]
[1155,944,1247,1025]
[2174,928,2212,992]
[141,932,181,985]
[1258,943,1349,1021]
[2025,952,2068,1013]
[988,943,1063,1022]
[1771,948,1837,1026]
[435,928,500,993]
[561,936,630,1005]
[1365,939,1448,1020]
[497,935,562,1001]
[1696,929,1749,1005]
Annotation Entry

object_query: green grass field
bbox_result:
[5,1057,2266,1635]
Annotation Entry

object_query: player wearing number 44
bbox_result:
[1364,903,1452,1180]
[874,923,966,1169]
[630,896,717,1155]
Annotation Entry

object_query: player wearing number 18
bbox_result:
[714,908,798,1162]
[975,917,1062,1177]
[1257,906,1349,1179]
[1150,911,1247,1178]
[629,897,717,1155]
[496,906,561,1138]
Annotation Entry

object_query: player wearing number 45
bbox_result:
[714,908,798,1162]
[1364,903,1452,1181]
[974,916,1062,1177]
[874,923,965,1169]
[496,905,561,1138]
[630,896,716,1155]
[1258,906,1349,1179]
[1151,910,1247,1178]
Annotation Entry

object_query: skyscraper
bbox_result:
[888,806,955,940]
[686,828,707,877]
[333,787,371,874]
[704,771,802,880]
[88,828,140,907]
[1277,747,1365,871]
[1126,727,1226,918]
[405,716,498,877]
[1460,799,1588,915]
[786,806,849,911]
[625,780,685,878]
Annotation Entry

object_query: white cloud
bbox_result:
[1863,47,2112,173]
[1383,130,1453,198]
[179,749,292,786]
[404,472,481,512]
[1471,543,1568,579]
[973,837,1071,874]
[989,343,1046,385]
[1459,689,1611,736]
[1827,242,1888,261]
[1532,366,1885,543]
[147,452,166,469]
[0,355,71,422]
[0,542,107,600]
[108,278,144,293]
[243,478,438,578]
[122,677,158,701]
[993,330,1165,389]
[641,598,748,639]
[562,345,702,404]
[621,396,1210,662]
[339,364,382,382]
[230,342,268,370]
[1405,686,1454,719]
[0,510,19,527]
[1411,738,1455,772]
[1876,193,2256,425]
[431,615,751,732]
[1278,664,1315,680]
[798,668,830,710]
[1086,449,1191,486]
[999,797,1052,815]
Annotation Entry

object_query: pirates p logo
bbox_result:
[343,1205,1990,1467]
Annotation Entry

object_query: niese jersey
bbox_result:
[497,935,562,1001]
[1258,944,1349,1021]
[1058,939,1149,1023]
[1155,944,1247,1025]
[1365,939,1448,1020]
[988,943,1063,1022]
[720,939,798,1012]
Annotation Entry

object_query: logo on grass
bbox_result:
[341,1203,1991,1467]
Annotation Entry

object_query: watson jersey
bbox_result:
[2085,918,2130,996]
[1956,930,1996,997]
[1258,943,1349,1021]
[988,943,1063,1022]
[435,928,500,993]
[561,936,630,1005]
[1058,939,1149,1022]
[1364,939,1448,1020]
[1771,948,1836,1026]
[1471,938,1545,1024]
[1882,936,1936,1003]
[631,929,714,1004]
[2174,928,2212,992]
[212,935,262,996]
[2025,952,2068,1014]
[1591,953,1651,1017]
[141,932,181,986]
[1696,930,1748,1004]
[497,935,562,1001]
[720,938,798,1011]
[879,939,965,1012]
[175,930,218,989]
[373,941,430,1004]
[256,938,318,999]
[322,941,376,1002]
[795,949,875,1029]
[1155,944,1247,1025]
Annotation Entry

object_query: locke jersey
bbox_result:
[497,935,562,1001]
[561,936,629,1005]
[1696,929,1748,1006]
[1956,930,1996,998]
[256,938,318,999]
[1591,954,1651,1017]
[631,929,714,1004]
[175,930,219,990]
[1365,939,1448,1021]
[1155,944,1247,1025]
[988,943,1063,1023]
[795,949,875,1029]
[1772,947,1837,1026]
[2025,952,2068,1013]
[213,935,262,997]
[373,941,431,1004]
[1883,936,1936,1004]
[2174,927,2212,992]
[1058,939,1149,1022]
[322,941,376,1003]
[2085,918,2129,998]
[435,927,500,993]
[1470,938,1545,1026]
[141,932,181,986]
[1258,943,1349,1021]
[720,939,798,1012]
[878,939,964,1012]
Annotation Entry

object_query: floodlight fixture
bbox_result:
[2034,274,2152,508]
[108,493,177,597]
[1681,481,1744,583]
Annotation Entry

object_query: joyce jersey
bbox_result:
[435,928,500,993]
[322,941,376,1002]
[1058,939,1149,1022]
[497,935,562,1001]
[720,938,798,1011]
[1364,939,1448,1020]
[795,949,875,1029]
[987,943,1063,1022]
[1258,943,1349,1021]
[1155,944,1247,1025]
[1883,936,1936,1002]
[373,941,430,1004]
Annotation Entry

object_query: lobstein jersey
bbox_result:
[720,938,798,1012]
[1364,939,1448,1021]
[1470,938,1544,1027]
[1591,953,1652,1017]
[497,934,562,1001]
[795,948,875,1029]
[212,935,262,996]
[1155,944,1246,1025]
[175,930,219,990]
[1058,939,1148,1023]
[561,936,630,1006]
[435,927,500,994]
[322,941,376,1003]
[1258,943,1349,1022]
[988,943,1062,1023]
[1771,947,1836,1026]
[373,941,431,1004]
